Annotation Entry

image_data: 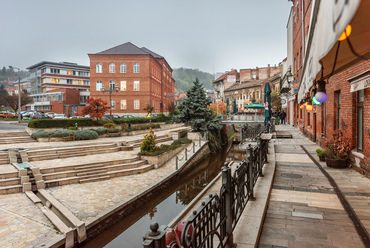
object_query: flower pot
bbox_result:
[318,155,326,162]
[325,158,348,168]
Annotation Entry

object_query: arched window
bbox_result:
[134,63,140,73]
[96,63,102,73]
[120,63,126,73]
[109,63,115,73]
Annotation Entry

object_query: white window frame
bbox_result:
[109,63,115,73]
[111,99,115,110]
[96,81,102,91]
[109,81,115,90]
[96,63,102,73]
[134,99,140,110]
[134,81,140,91]
[120,63,126,73]
[120,81,126,91]
[134,63,140,73]
[120,99,127,110]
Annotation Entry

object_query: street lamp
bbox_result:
[9,66,21,123]
[101,84,119,119]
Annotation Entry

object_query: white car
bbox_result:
[53,114,67,119]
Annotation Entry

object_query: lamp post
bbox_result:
[9,66,21,123]
[101,84,119,119]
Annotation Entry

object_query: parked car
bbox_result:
[103,114,121,120]
[121,115,138,119]
[30,112,51,119]
[45,112,55,118]
[54,114,67,119]
[21,111,34,118]
[0,112,18,119]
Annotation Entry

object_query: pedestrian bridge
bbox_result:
[221,114,265,125]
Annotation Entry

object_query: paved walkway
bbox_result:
[258,125,370,248]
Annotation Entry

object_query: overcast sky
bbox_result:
[1,0,292,74]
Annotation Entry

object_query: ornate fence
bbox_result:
[176,134,207,170]
[240,123,270,143]
[142,136,269,248]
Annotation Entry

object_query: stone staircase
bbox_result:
[40,157,154,187]
[0,132,36,144]
[0,170,23,194]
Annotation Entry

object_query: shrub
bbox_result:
[140,128,157,153]
[30,129,98,140]
[92,128,108,135]
[316,148,326,157]
[74,130,98,140]
[107,128,120,133]
[31,130,49,139]
[139,138,192,156]
[103,121,117,129]
[323,129,351,159]
[120,123,128,131]
[29,118,93,128]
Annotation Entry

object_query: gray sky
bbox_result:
[1,0,292,74]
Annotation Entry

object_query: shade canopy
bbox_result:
[226,98,229,116]
[245,102,264,109]
[264,82,272,127]
[233,98,237,114]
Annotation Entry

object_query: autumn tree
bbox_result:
[82,97,110,119]
[208,102,226,117]
[3,93,33,112]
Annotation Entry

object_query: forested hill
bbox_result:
[173,68,213,93]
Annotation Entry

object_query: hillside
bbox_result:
[173,68,213,93]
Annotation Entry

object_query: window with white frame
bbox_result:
[96,81,102,91]
[111,99,115,109]
[120,81,126,91]
[109,81,115,90]
[120,63,126,73]
[120,99,127,110]
[134,81,140,91]
[109,63,115,73]
[96,63,102,73]
[134,63,140,73]
[134,99,140,110]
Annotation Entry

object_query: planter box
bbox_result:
[326,158,348,168]
[141,145,186,169]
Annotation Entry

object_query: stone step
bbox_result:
[0,185,22,195]
[0,172,19,180]
[74,164,105,171]
[76,169,107,176]
[0,132,29,137]
[79,175,110,184]
[0,178,21,187]
[0,158,10,165]
[0,153,9,158]
[131,136,172,148]
[42,171,78,181]
[104,160,148,171]
[105,164,154,178]
[45,177,80,188]
[27,143,117,156]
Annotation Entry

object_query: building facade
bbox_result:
[88,42,175,116]
[25,61,90,115]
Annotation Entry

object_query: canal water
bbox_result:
[81,145,244,248]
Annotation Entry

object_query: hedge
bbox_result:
[31,129,98,140]
[113,115,171,125]
[29,118,93,128]
[138,138,192,156]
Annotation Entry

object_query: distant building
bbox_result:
[25,61,90,115]
[88,42,175,116]
[213,70,239,103]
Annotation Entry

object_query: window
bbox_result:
[134,81,140,91]
[96,81,102,91]
[357,90,364,151]
[96,63,102,73]
[67,70,72,75]
[134,99,140,110]
[120,63,126,73]
[121,99,127,110]
[109,63,115,73]
[111,99,115,109]
[109,81,115,90]
[120,81,126,91]
[134,63,140,73]
[67,79,72,84]
[335,91,341,129]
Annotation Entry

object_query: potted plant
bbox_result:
[323,129,351,168]
[316,148,326,162]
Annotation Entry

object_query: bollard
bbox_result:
[247,145,255,201]
[193,142,195,153]
[185,149,187,161]
[142,222,166,248]
[199,137,201,147]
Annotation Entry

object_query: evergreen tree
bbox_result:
[175,78,222,132]
[1,67,6,76]
[0,84,8,106]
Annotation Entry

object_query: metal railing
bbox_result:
[176,134,207,170]
[142,137,269,248]
[240,123,270,143]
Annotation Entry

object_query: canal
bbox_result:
[80,144,241,248]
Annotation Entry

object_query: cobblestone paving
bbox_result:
[0,193,63,248]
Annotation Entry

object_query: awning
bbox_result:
[298,0,366,102]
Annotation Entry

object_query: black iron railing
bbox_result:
[142,137,269,248]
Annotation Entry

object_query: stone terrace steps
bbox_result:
[0,172,22,195]
[0,132,30,137]
[42,157,154,187]
[129,135,172,148]
[0,153,10,165]
[0,185,22,194]
[0,136,37,144]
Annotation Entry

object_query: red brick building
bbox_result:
[88,42,175,116]
[288,0,370,176]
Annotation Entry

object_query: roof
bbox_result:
[224,80,264,92]
[140,47,163,59]
[27,61,89,70]
[213,70,239,83]
[96,42,148,55]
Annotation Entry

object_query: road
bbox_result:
[0,121,27,132]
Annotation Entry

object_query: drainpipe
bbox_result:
[301,0,305,59]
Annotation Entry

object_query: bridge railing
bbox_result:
[142,137,269,248]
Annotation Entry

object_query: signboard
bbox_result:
[350,74,370,92]
[31,105,34,110]
[227,75,236,83]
